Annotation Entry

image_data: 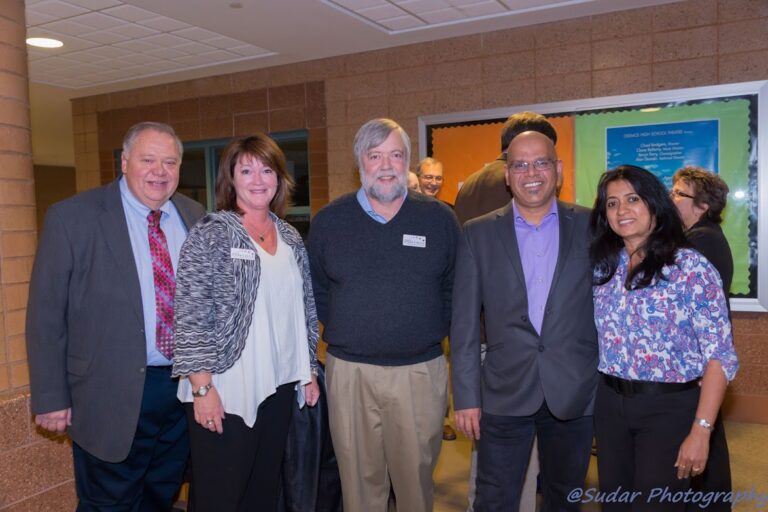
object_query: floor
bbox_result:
[433,420,768,511]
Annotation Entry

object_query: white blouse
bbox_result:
[178,234,312,427]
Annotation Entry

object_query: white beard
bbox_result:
[361,170,406,203]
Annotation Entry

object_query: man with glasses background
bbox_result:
[450,113,598,511]
[416,157,446,201]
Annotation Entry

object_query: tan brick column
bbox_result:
[0,0,35,393]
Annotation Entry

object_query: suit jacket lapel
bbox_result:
[494,203,527,292]
[548,201,575,300]
[99,180,144,326]
[172,194,201,230]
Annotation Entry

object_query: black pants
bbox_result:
[73,366,189,512]
[595,377,703,511]
[689,415,731,511]
[186,382,295,512]
[474,401,593,512]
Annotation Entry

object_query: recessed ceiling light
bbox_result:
[26,37,63,48]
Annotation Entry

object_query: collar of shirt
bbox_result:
[512,198,558,228]
[119,177,174,219]
[355,187,407,225]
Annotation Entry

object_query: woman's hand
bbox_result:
[675,425,710,479]
[304,374,320,407]
[193,386,225,434]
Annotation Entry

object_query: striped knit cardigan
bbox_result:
[172,210,319,377]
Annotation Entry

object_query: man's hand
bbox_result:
[455,407,481,440]
[35,408,72,433]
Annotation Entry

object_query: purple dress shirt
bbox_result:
[513,200,559,335]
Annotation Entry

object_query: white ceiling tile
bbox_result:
[172,42,217,55]
[137,16,191,32]
[139,33,190,48]
[459,1,507,16]
[331,0,388,9]
[395,0,450,13]
[204,36,244,50]
[78,29,131,44]
[69,12,125,30]
[37,19,94,36]
[25,9,59,26]
[419,7,465,23]
[65,0,122,8]
[114,53,159,65]
[229,45,273,57]
[174,54,221,66]
[379,14,426,30]
[357,4,405,21]
[29,0,89,18]
[171,27,221,41]
[102,4,158,22]
[109,23,159,38]
[143,47,188,60]
[113,39,157,52]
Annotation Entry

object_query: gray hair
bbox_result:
[122,122,183,160]
[415,157,441,176]
[353,118,411,170]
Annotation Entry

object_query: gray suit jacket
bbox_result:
[450,200,598,420]
[26,179,205,462]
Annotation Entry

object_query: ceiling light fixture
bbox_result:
[26,37,63,48]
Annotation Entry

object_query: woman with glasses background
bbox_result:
[670,165,734,511]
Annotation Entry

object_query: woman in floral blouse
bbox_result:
[589,165,738,511]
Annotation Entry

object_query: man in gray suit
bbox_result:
[450,114,598,511]
[27,122,206,510]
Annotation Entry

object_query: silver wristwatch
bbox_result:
[192,382,213,398]
[695,417,713,431]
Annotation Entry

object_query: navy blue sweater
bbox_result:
[308,191,459,366]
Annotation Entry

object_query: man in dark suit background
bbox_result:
[26,122,206,510]
[450,114,598,511]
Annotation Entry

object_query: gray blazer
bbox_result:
[26,179,205,462]
[450,200,598,420]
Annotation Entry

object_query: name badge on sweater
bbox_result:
[230,247,256,260]
[403,234,426,248]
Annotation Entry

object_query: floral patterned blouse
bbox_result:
[593,248,738,383]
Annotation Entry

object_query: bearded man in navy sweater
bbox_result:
[309,118,460,512]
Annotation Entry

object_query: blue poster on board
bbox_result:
[606,120,719,189]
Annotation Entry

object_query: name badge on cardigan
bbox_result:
[403,234,426,248]
[231,247,256,260]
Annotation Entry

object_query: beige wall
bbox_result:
[73,0,768,422]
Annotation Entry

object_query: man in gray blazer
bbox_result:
[27,122,205,510]
[451,115,598,511]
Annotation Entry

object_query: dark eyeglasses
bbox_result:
[670,190,696,200]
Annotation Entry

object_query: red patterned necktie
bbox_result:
[148,210,175,359]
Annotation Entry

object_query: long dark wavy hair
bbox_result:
[590,165,689,289]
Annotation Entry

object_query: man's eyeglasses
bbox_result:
[507,159,556,174]
[670,189,696,200]
[420,175,443,182]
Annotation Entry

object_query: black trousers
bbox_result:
[186,382,295,512]
[689,415,731,512]
[474,401,593,512]
[73,366,189,512]
[595,377,705,512]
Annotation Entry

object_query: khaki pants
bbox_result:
[326,354,447,512]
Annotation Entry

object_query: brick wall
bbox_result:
[0,1,78,509]
[70,0,768,422]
